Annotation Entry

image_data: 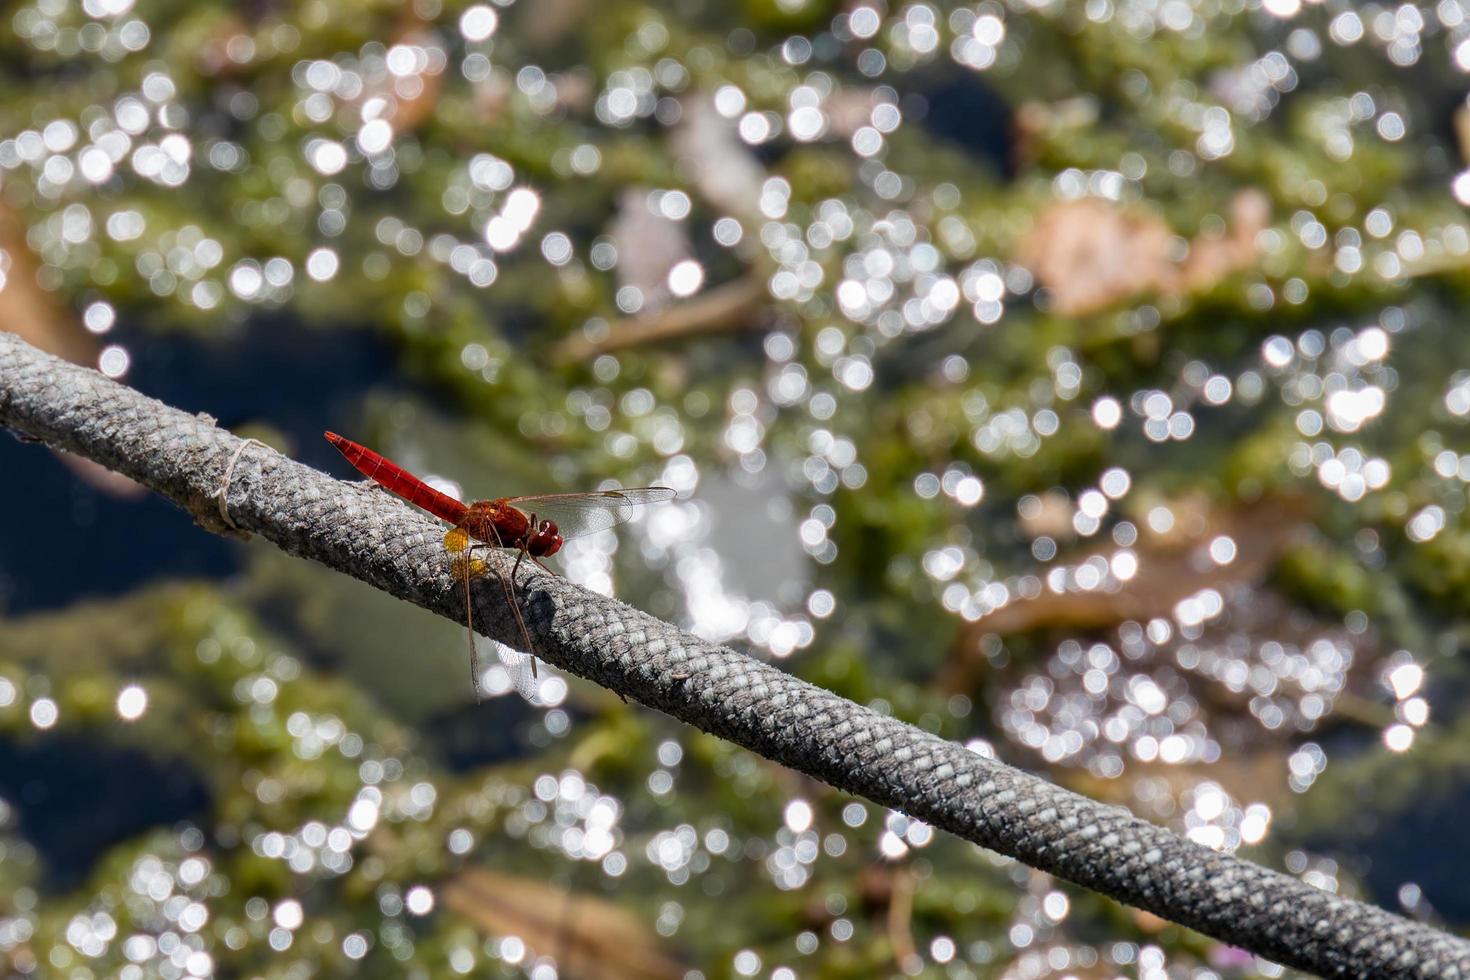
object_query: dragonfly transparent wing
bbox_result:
[449,526,542,699]
[506,487,676,540]
[474,633,540,701]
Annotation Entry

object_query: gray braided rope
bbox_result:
[1,331,1464,979]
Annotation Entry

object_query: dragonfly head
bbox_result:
[527,519,562,558]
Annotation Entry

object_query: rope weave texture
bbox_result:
[1,332,1465,979]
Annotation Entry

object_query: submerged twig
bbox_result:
[552,275,767,363]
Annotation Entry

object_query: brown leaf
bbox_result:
[472,72,513,124]
[0,204,145,498]
[473,70,592,126]
[823,87,881,140]
[193,14,253,77]
[0,203,94,365]
[1012,98,1100,168]
[1018,199,1174,316]
[948,495,1313,676]
[1456,103,1470,165]
[377,28,444,134]
[1017,191,1269,317]
[337,20,444,135]
[440,869,685,980]
[1017,489,1074,540]
[521,0,591,46]
[1131,908,1170,934]
[1177,190,1270,293]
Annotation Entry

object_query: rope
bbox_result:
[0,331,1464,979]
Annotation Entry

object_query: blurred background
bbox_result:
[1,0,1468,976]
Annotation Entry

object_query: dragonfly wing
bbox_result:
[500,644,540,701]
[507,487,677,540]
[473,634,540,701]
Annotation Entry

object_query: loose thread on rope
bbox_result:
[214,437,262,532]
[1,331,1467,980]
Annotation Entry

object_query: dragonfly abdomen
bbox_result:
[326,432,469,525]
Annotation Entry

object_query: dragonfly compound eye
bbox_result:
[526,520,562,557]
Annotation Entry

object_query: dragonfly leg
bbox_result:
[504,549,539,678]
[483,529,538,681]
[462,542,485,703]
[461,543,545,694]
[514,552,543,590]
[511,549,552,678]
[445,526,488,701]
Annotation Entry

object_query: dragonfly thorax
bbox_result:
[461,500,562,557]
[461,499,527,548]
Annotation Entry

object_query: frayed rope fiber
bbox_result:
[1,332,1465,978]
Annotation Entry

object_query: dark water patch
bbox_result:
[0,736,212,891]
[0,319,399,613]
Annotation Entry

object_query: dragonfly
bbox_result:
[325,431,676,695]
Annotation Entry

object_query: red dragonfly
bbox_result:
[325,432,675,694]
